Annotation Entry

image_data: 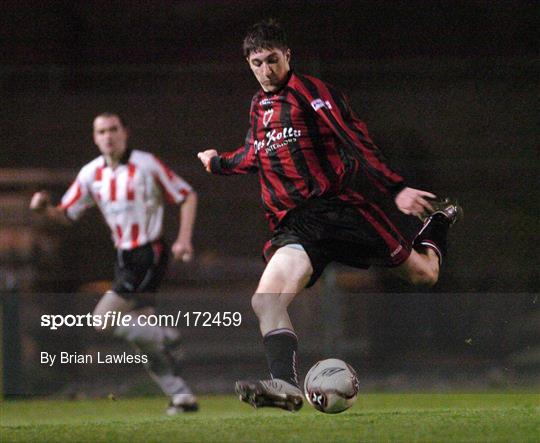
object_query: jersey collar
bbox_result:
[102,147,132,168]
[118,147,132,165]
[262,70,294,96]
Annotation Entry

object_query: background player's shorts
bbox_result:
[113,239,169,307]
[263,198,411,287]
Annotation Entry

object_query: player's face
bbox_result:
[93,116,128,159]
[247,48,291,92]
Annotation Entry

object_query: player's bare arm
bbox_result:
[197,149,218,172]
[29,191,71,225]
[172,190,197,262]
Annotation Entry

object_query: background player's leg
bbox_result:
[93,291,196,412]
[251,246,313,388]
[93,290,136,317]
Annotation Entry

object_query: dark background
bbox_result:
[1,1,536,64]
[1,0,537,291]
[0,1,538,395]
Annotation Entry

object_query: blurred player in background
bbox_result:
[198,19,462,411]
[30,112,199,414]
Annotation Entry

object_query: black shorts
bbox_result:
[113,240,169,306]
[263,198,411,287]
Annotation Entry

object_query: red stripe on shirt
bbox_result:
[258,155,297,208]
[154,155,175,180]
[154,173,176,204]
[274,139,310,199]
[60,181,82,210]
[259,176,285,228]
[93,167,104,201]
[110,177,116,201]
[127,163,136,201]
[94,166,103,182]
[131,223,139,249]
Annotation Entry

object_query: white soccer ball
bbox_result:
[304,358,359,414]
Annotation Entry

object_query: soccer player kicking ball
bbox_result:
[198,20,462,412]
[30,112,199,414]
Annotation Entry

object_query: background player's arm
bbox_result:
[29,191,72,225]
[172,190,197,262]
[150,154,197,262]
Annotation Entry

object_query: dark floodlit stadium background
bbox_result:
[0,1,537,398]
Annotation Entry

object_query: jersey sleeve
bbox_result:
[151,155,193,204]
[297,75,406,196]
[209,127,258,175]
[59,171,95,221]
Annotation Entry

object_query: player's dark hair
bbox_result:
[94,112,127,128]
[243,19,289,57]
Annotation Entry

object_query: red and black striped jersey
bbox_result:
[210,71,406,229]
[60,149,192,250]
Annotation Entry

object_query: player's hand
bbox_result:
[395,187,436,217]
[172,239,194,262]
[197,149,218,172]
[30,191,51,213]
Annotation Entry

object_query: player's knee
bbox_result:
[251,292,279,318]
[409,266,439,287]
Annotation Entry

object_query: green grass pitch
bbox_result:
[1,393,538,442]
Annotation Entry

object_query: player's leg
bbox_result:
[393,198,462,286]
[93,290,196,412]
[254,246,312,386]
[94,290,182,347]
[118,308,197,414]
[252,245,313,335]
[97,243,197,413]
[391,248,440,287]
[236,246,313,411]
[93,289,136,320]
[93,290,179,372]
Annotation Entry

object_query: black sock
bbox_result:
[413,213,450,264]
[263,328,299,388]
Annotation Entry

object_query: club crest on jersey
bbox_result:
[310,98,332,111]
[263,108,274,127]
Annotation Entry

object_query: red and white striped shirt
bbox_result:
[60,150,192,250]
